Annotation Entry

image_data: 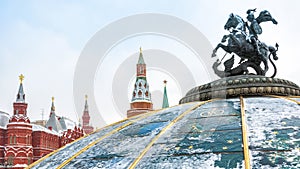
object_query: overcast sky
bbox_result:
[0,1,299,127]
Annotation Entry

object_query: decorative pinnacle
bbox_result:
[163,80,167,86]
[140,47,142,53]
[51,96,55,111]
[19,74,24,84]
[85,94,88,100]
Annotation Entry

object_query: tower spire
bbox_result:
[162,80,169,108]
[51,97,55,112]
[138,47,145,64]
[84,95,89,111]
[16,74,25,103]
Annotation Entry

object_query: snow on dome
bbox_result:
[29,97,300,168]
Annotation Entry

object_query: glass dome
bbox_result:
[29,96,300,169]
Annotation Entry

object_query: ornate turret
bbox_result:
[10,74,30,123]
[127,47,153,117]
[162,80,169,108]
[82,95,94,134]
[45,97,62,132]
[5,74,33,166]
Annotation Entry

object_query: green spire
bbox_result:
[162,80,169,108]
[138,47,145,64]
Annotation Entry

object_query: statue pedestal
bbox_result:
[180,75,300,104]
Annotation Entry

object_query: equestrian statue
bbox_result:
[212,8,279,78]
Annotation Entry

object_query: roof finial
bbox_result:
[19,74,24,84]
[51,96,55,111]
[163,80,167,86]
[140,46,142,53]
[85,94,88,100]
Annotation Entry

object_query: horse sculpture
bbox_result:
[212,10,278,77]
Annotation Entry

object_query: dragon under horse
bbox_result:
[212,9,279,78]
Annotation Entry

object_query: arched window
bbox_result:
[139,66,144,74]
[145,91,149,97]
[9,136,12,144]
[27,157,31,165]
[8,155,14,165]
[138,90,142,96]
[13,136,16,144]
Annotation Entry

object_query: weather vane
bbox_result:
[212,9,278,78]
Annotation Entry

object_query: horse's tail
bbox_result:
[268,43,279,78]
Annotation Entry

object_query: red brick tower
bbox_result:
[127,47,153,117]
[82,95,94,134]
[4,74,33,167]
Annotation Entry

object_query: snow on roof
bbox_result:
[45,112,63,132]
[14,164,28,167]
[32,124,60,136]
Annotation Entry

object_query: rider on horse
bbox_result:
[246,8,262,57]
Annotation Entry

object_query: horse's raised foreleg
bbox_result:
[221,35,229,43]
[212,43,232,57]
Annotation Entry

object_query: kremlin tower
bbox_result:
[82,95,94,134]
[4,74,33,166]
[127,47,153,117]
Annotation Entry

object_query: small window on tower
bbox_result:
[13,136,16,144]
[139,67,144,74]
[133,92,136,97]
[144,84,147,88]
[145,91,149,97]
[138,90,142,96]
[139,83,142,87]
[8,155,14,165]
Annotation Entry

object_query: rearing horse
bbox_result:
[212,11,278,76]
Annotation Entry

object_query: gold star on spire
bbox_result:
[52,96,55,102]
[19,74,24,84]
[140,46,142,53]
[85,94,88,100]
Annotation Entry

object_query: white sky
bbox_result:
[0,1,299,127]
